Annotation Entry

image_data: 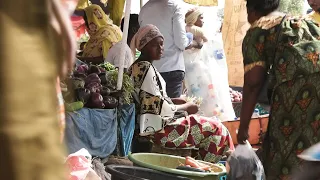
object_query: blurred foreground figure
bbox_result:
[0,0,75,179]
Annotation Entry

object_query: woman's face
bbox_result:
[194,14,204,27]
[142,37,164,60]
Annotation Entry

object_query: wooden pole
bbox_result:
[117,0,132,90]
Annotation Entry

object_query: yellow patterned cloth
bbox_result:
[184,0,218,6]
[309,11,320,24]
[76,0,108,10]
[76,0,124,27]
[108,0,125,26]
[82,4,122,58]
[76,0,90,10]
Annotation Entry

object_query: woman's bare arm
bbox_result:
[237,66,266,144]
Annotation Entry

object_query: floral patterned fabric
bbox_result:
[130,61,235,163]
[243,13,320,179]
[154,115,234,163]
[82,5,122,59]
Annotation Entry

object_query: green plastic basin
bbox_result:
[128,153,227,180]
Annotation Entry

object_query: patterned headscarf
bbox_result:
[82,4,122,58]
[186,7,202,25]
[84,4,113,35]
[130,24,164,57]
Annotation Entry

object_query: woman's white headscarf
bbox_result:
[186,8,202,26]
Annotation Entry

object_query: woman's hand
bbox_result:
[195,42,203,49]
[238,66,266,145]
[175,101,199,115]
[237,127,249,144]
[171,98,187,105]
[185,101,199,115]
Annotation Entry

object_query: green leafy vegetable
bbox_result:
[99,62,134,104]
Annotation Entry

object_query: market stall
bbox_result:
[64,0,271,179]
[62,62,135,157]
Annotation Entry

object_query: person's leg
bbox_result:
[160,70,185,98]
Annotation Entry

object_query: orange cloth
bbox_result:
[56,78,66,143]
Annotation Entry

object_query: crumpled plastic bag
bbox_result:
[226,142,265,180]
[66,148,101,180]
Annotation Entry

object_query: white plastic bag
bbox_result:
[183,40,235,121]
[227,142,265,180]
[66,148,102,180]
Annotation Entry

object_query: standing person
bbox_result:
[308,0,320,24]
[237,0,320,178]
[139,0,194,98]
[185,8,208,46]
[0,0,76,179]
[183,7,235,120]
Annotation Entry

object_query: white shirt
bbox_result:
[139,0,189,73]
[105,42,133,69]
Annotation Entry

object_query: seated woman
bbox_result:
[77,4,122,64]
[129,24,234,163]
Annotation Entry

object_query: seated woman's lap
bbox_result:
[153,115,234,163]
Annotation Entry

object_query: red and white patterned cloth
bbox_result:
[154,115,234,163]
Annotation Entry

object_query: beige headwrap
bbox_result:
[186,8,202,25]
[130,24,164,57]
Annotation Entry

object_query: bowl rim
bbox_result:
[128,153,226,177]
